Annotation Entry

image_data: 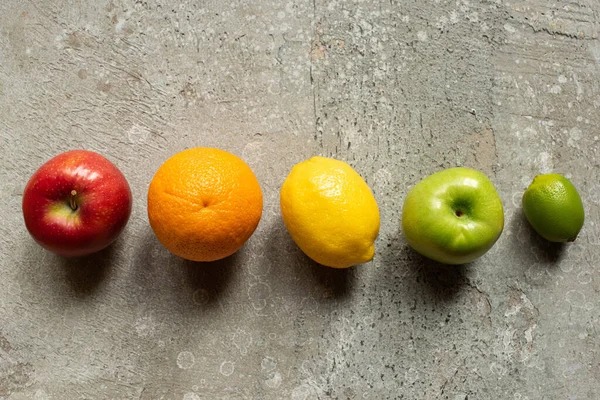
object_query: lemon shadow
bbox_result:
[266,218,356,301]
[306,257,357,301]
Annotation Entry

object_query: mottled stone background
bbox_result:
[1,0,599,399]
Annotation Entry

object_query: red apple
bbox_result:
[22,150,132,257]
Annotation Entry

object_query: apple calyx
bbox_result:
[69,190,79,211]
[452,199,471,218]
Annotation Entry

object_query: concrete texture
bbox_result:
[0,0,599,398]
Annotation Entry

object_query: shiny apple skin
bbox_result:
[22,150,132,257]
[401,167,504,265]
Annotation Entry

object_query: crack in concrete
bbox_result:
[437,357,468,398]
[527,23,596,40]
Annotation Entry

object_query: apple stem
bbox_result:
[70,190,78,211]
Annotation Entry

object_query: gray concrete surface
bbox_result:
[1,0,599,399]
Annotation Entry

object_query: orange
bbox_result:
[147,148,263,261]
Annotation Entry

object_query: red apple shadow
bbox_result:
[381,232,469,303]
[58,241,118,297]
[132,228,236,309]
[265,218,357,301]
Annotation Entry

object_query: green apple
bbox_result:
[401,167,504,264]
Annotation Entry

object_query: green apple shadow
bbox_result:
[382,232,469,303]
[265,218,356,301]
[132,228,236,309]
[510,208,565,265]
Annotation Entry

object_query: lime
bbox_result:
[522,174,584,242]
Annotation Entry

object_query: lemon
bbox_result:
[280,156,380,268]
[522,174,584,242]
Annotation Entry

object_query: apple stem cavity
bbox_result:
[69,190,78,211]
[455,210,464,217]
